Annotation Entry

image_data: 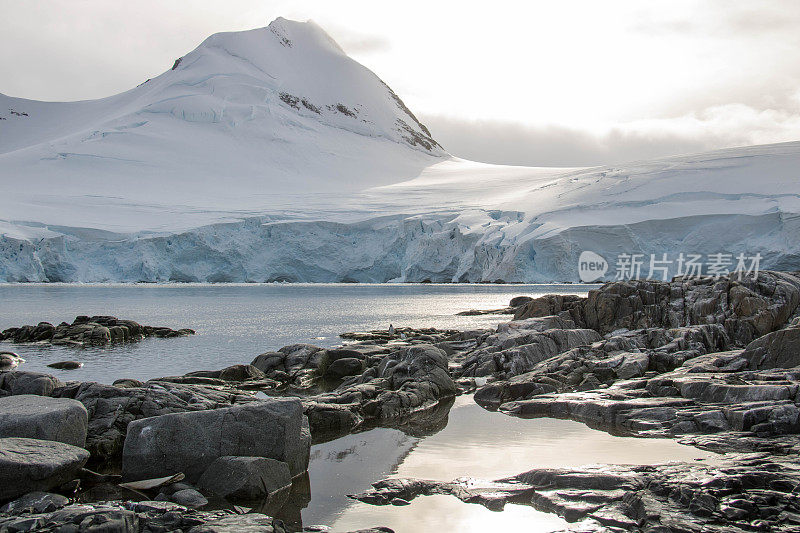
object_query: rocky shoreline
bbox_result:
[1,315,194,349]
[2,271,800,531]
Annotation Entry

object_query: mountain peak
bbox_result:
[162,17,442,154]
[176,17,348,74]
[265,17,345,54]
[0,17,445,228]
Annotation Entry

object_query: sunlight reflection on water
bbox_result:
[306,395,717,532]
[0,283,594,383]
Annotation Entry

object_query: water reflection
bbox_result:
[333,495,567,533]
[267,395,715,532]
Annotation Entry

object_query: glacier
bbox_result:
[1,18,799,283]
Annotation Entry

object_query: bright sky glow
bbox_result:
[2,0,799,164]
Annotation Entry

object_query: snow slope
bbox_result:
[0,17,443,233]
[1,18,799,282]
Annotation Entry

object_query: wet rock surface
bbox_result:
[0,491,70,515]
[0,315,194,347]
[47,361,83,370]
[351,453,800,532]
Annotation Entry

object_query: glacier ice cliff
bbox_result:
[2,209,798,283]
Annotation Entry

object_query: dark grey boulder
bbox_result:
[323,348,368,361]
[513,294,585,320]
[122,398,310,482]
[186,364,265,382]
[303,401,364,435]
[111,378,144,388]
[0,352,24,371]
[170,488,208,509]
[509,295,533,307]
[198,456,291,501]
[46,361,83,370]
[0,491,69,514]
[0,437,89,501]
[280,344,324,373]
[218,364,264,381]
[325,357,364,379]
[51,380,259,461]
[250,352,284,374]
[0,371,63,396]
[249,345,326,386]
[0,394,88,447]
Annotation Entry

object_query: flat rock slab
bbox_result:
[0,394,88,447]
[188,513,277,533]
[122,399,310,483]
[0,437,89,501]
[352,454,800,532]
[0,491,69,514]
[0,503,139,532]
[0,501,369,533]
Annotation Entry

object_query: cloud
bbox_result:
[629,0,800,39]
[319,25,390,54]
[1,0,798,168]
[337,34,390,54]
[421,103,800,167]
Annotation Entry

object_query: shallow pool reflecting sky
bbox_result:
[307,396,717,532]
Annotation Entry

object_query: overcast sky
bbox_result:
[2,0,799,166]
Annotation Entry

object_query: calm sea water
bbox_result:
[0,283,715,532]
[0,283,594,383]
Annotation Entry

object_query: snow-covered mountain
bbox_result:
[1,18,799,282]
[0,18,442,233]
